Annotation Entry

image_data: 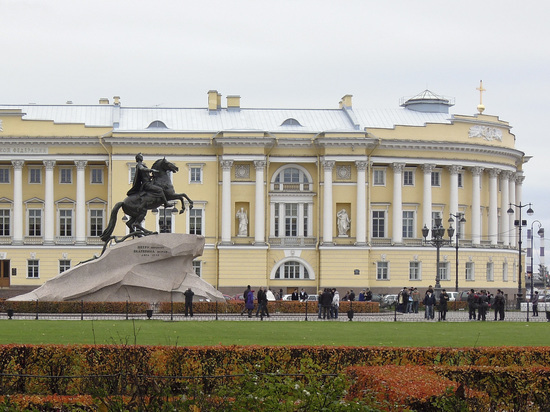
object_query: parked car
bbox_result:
[282,294,293,301]
[447,291,458,302]
[381,294,398,308]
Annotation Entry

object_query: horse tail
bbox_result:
[100,202,124,242]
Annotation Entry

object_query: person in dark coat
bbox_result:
[493,289,506,320]
[423,291,436,320]
[241,285,251,315]
[256,287,265,317]
[439,289,449,321]
[321,288,333,319]
[532,291,540,317]
[245,290,255,318]
[258,287,270,319]
[467,289,477,320]
[291,289,299,301]
[183,287,194,317]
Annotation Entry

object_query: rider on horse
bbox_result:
[127,153,169,206]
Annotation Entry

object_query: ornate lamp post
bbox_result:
[527,221,544,322]
[507,202,534,309]
[448,213,467,293]
[422,217,454,297]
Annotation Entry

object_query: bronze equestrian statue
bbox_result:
[100,155,193,242]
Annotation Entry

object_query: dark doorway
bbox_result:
[0,260,10,287]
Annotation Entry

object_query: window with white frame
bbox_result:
[402,211,414,238]
[373,169,386,186]
[431,170,441,187]
[273,167,310,191]
[503,262,508,282]
[439,262,450,281]
[91,168,103,184]
[156,207,174,233]
[0,209,10,236]
[89,209,104,237]
[59,168,72,184]
[377,261,389,280]
[192,260,202,277]
[403,170,415,186]
[0,168,9,184]
[285,204,298,236]
[128,165,136,184]
[28,209,42,236]
[59,259,71,273]
[372,210,385,238]
[189,165,203,184]
[189,208,203,235]
[409,261,421,280]
[431,211,442,230]
[59,209,73,237]
[27,259,39,278]
[465,262,475,281]
[274,260,310,279]
[29,168,41,184]
[486,262,494,281]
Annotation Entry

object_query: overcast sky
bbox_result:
[3,0,550,253]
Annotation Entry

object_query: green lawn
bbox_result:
[1,320,549,347]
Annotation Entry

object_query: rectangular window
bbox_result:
[402,211,414,238]
[285,203,298,236]
[27,259,39,278]
[193,260,202,277]
[372,211,385,238]
[431,171,441,187]
[486,262,494,281]
[129,166,136,184]
[0,168,9,184]
[409,261,421,280]
[274,204,279,237]
[284,261,300,279]
[0,209,10,236]
[91,168,103,184]
[303,205,308,237]
[403,170,414,186]
[458,172,464,188]
[59,259,71,273]
[465,262,475,281]
[90,210,104,237]
[29,168,41,184]
[439,262,450,281]
[158,208,173,233]
[59,209,73,237]
[377,261,389,280]
[190,166,203,183]
[28,209,42,236]
[373,169,385,186]
[189,208,203,235]
[431,211,442,230]
[60,168,72,184]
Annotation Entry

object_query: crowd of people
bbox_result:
[466,288,506,321]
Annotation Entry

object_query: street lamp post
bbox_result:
[507,202,534,309]
[527,221,544,322]
[152,206,179,233]
[448,213,467,293]
[422,217,454,298]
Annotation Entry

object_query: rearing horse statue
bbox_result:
[100,157,193,242]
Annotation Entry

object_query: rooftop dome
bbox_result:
[400,89,455,113]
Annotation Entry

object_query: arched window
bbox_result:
[271,258,315,280]
[273,167,310,192]
[281,118,302,127]
[147,120,168,129]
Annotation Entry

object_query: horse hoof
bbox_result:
[179,210,185,214]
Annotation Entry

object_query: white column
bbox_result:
[307,203,313,237]
[11,160,24,245]
[421,164,435,229]
[500,171,511,247]
[75,161,87,245]
[488,168,500,246]
[220,160,233,243]
[298,203,304,237]
[355,161,367,245]
[253,160,266,244]
[448,165,461,242]
[278,203,285,237]
[391,163,404,244]
[43,160,55,245]
[509,173,517,247]
[471,167,483,245]
[322,160,335,244]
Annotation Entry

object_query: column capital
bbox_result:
[421,163,436,173]
[391,162,405,173]
[500,170,513,181]
[322,160,335,170]
[253,160,267,169]
[75,160,88,170]
[488,168,501,178]
[43,160,56,170]
[11,160,24,169]
[515,172,525,185]
[355,160,368,171]
[220,160,234,170]
[470,166,484,176]
[448,165,463,175]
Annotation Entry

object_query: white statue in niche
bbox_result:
[337,209,351,236]
[236,207,248,236]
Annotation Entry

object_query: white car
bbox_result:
[447,291,458,302]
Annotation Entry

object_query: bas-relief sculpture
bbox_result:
[10,155,225,303]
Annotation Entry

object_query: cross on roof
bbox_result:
[477,80,486,105]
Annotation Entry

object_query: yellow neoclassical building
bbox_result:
[0,89,531,299]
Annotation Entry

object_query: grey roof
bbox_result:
[0,103,453,133]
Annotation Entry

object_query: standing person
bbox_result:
[299,288,308,302]
[406,288,414,313]
[241,285,251,315]
[358,289,366,302]
[184,287,194,317]
[321,288,333,319]
[439,289,449,321]
[259,287,270,319]
[411,288,420,313]
[397,287,408,313]
[279,288,284,301]
[291,289,299,301]
[317,290,323,319]
[423,290,436,320]
[255,287,265,317]
[478,290,488,321]
[493,289,504,321]
[332,289,340,319]
[245,289,255,318]
[348,289,356,302]
[365,288,373,302]
[467,289,477,320]
[532,291,540,317]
